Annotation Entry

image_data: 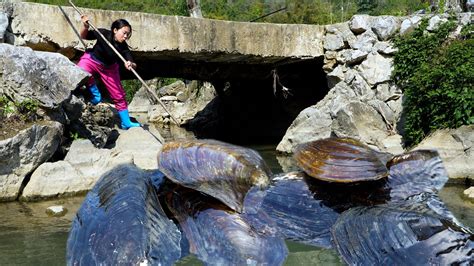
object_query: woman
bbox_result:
[78,15,140,129]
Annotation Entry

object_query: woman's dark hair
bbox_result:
[111,19,132,38]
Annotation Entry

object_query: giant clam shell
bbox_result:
[67,164,182,265]
[165,185,288,265]
[244,171,339,248]
[386,149,449,201]
[245,149,453,249]
[331,193,474,265]
[294,137,389,183]
[157,139,271,213]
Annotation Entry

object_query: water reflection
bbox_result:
[439,183,474,229]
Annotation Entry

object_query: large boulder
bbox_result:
[20,139,133,201]
[0,43,88,109]
[0,121,63,201]
[277,82,352,153]
[371,16,401,41]
[114,127,163,170]
[400,15,423,35]
[348,30,378,53]
[332,101,397,152]
[412,125,474,181]
[20,127,163,201]
[148,80,217,125]
[349,14,372,34]
[357,52,393,86]
[0,43,114,147]
[276,106,332,153]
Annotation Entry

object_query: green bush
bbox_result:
[158,77,181,87]
[122,79,142,103]
[16,99,38,114]
[358,0,429,16]
[28,0,433,24]
[0,96,39,121]
[27,0,188,16]
[393,20,474,147]
[0,96,14,118]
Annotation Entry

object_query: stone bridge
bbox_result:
[2,1,332,143]
[4,1,326,82]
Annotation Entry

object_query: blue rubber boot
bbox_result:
[89,84,102,105]
[118,109,141,129]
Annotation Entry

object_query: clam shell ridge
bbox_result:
[157,139,272,213]
[66,164,182,265]
[294,137,388,183]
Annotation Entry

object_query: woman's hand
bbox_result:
[81,15,90,29]
[125,61,137,71]
[79,15,90,39]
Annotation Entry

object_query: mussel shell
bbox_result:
[331,193,474,265]
[66,164,183,265]
[386,149,449,201]
[242,150,452,249]
[157,139,272,213]
[165,185,288,265]
[294,137,389,183]
[244,171,339,248]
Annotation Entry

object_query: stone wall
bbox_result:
[276,12,473,180]
[1,1,325,64]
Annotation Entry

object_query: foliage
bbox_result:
[392,19,456,86]
[122,79,142,103]
[16,99,39,115]
[158,77,182,88]
[357,0,378,13]
[0,96,39,122]
[263,0,356,25]
[121,77,183,103]
[69,131,81,140]
[200,0,266,22]
[0,96,15,117]
[460,23,474,39]
[27,0,188,16]
[356,0,429,16]
[28,0,433,24]
[393,20,473,147]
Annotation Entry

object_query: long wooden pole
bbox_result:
[68,0,180,125]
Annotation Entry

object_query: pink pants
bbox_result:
[77,52,128,111]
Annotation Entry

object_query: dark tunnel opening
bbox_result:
[73,50,329,145]
[182,58,329,145]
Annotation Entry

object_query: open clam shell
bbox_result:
[157,139,271,213]
[165,185,288,265]
[244,171,339,248]
[331,193,474,265]
[294,137,389,183]
[66,164,182,265]
[386,149,449,201]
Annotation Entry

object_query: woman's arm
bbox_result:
[80,14,90,39]
[121,43,137,70]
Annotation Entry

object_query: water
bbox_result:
[0,197,84,265]
[0,126,472,265]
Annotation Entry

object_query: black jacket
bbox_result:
[84,28,134,66]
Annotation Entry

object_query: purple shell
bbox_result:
[157,139,271,213]
[165,185,288,265]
